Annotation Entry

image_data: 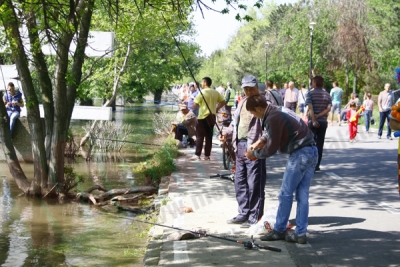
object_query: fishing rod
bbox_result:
[161,13,224,137]
[113,214,281,252]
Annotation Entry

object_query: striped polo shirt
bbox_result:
[305,88,332,122]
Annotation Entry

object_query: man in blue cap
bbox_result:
[220,75,267,228]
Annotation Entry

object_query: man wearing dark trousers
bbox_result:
[190,77,225,161]
[306,76,332,172]
[220,75,267,228]
[378,83,393,140]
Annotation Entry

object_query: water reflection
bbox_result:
[0,104,176,266]
[0,179,147,266]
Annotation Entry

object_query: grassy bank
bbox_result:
[133,135,180,187]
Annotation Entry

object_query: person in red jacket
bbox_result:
[346,101,360,142]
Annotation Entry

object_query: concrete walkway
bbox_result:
[144,121,400,266]
[144,138,296,266]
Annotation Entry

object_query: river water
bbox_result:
[0,102,177,266]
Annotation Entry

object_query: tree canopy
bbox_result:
[192,0,400,97]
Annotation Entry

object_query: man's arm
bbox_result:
[216,100,226,113]
[249,123,282,159]
[192,102,199,110]
[307,104,320,127]
[315,104,332,119]
[378,93,382,112]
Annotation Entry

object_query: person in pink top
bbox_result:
[363,92,374,132]
[346,102,360,142]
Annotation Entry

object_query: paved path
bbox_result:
[144,123,400,266]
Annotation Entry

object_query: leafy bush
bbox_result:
[64,165,85,193]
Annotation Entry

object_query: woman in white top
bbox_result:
[363,92,374,132]
[298,83,308,118]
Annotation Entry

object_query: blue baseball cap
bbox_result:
[241,75,257,88]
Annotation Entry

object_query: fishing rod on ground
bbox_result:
[112,214,281,252]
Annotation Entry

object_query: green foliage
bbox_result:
[63,165,85,193]
[76,0,201,103]
[133,136,179,186]
[194,0,400,92]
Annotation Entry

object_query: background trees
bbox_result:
[192,0,400,98]
[0,0,220,197]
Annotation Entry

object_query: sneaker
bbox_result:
[387,136,393,140]
[240,220,256,228]
[260,229,286,241]
[189,155,200,161]
[203,156,210,161]
[378,136,381,139]
[285,230,307,244]
[226,216,247,224]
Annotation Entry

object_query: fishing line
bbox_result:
[91,138,163,146]
[161,12,223,136]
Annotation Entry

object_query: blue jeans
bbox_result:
[364,110,372,131]
[7,111,20,136]
[274,145,318,235]
[378,110,391,137]
[298,103,305,114]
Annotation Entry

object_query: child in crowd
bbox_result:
[346,101,360,142]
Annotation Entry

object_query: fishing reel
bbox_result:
[209,173,234,182]
[241,236,282,252]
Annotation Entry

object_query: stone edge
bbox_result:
[142,174,170,266]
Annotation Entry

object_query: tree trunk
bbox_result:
[26,11,54,164]
[48,0,94,194]
[49,32,75,193]
[154,88,163,104]
[353,74,357,94]
[345,66,350,100]
[0,0,48,195]
[0,106,31,193]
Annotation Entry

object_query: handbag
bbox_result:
[370,117,375,125]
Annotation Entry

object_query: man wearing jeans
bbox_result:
[329,81,343,125]
[378,83,393,140]
[244,94,317,244]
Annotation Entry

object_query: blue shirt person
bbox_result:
[187,83,199,116]
[3,82,24,136]
[329,81,344,124]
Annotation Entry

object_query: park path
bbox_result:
[144,123,400,266]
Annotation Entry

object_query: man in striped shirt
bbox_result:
[305,76,332,172]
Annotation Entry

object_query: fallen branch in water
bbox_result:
[76,186,155,204]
